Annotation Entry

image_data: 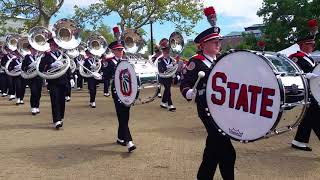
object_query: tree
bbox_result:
[0,0,64,32]
[257,0,320,51]
[236,33,260,51]
[80,24,115,45]
[73,0,203,36]
[181,41,197,58]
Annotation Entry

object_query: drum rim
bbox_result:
[311,64,320,104]
[114,60,139,107]
[207,49,285,142]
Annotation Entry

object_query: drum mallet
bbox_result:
[191,71,205,99]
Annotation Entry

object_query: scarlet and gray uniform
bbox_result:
[180,53,236,180]
[289,51,320,144]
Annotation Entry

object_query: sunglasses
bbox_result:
[114,48,123,51]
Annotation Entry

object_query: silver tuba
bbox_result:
[26,26,51,79]
[18,36,38,79]
[66,48,79,73]
[4,34,22,77]
[5,34,20,51]
[158,32,184,78]
[79,33,105,79]
[121,29,145,54]
[36,19,81,79]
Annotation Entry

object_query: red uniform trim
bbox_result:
[191,54,206,61]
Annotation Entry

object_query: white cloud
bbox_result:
[202,0,263,25]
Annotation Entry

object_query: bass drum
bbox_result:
[310,64,320,105]
[114,60,159,107]
[205,50,309,142]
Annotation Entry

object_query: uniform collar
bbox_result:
[202,53,216,68]
[299,50,311,56]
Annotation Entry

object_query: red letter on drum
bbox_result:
[248,85,262,114]
[227,82,239,108]
[211,72,227,105]
[235,84,249,112]
[260,88,275,119]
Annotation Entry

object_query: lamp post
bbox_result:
[150,16,155,55]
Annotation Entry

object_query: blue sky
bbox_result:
[51,0,263,43]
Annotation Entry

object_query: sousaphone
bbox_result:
[4,34,22,77]
[79,33,106,80]
[158,32,184,78]
[36,19,80,79]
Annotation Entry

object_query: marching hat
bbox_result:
[296,34,315,45]
[194,26,221,44]
[108,41,124,50]
[159,38,169,49]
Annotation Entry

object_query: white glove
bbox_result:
[15,64,22,69]
[70,79,75,88]
[28,61,37,68]
[93,72,102,80]
[177,75,181,80]
[166,64,173,69]
[306,73,319,80]
[186,89,197,100]
[90,64,97,69]
[51,61,63,68]
[74,75,78,79]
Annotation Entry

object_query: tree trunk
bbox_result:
[39,16,50,28]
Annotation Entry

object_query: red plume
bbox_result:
[308,19,318,36]
[113,26,120,41]
[308,19,318,28]
[257,41,266,51]
[204,6,217,27]
[204,6,215,17]
[113,27,120,33]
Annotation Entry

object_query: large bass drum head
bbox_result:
[114,61,138,106]
[206,51,281,142]
[311,64,320,104]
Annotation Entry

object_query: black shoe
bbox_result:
[291,144,312,151]
[128,145,136,153]
[116,140,126,146]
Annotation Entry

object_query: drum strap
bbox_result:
[303,56,315,68]
[50,52,62,62]
[203,54,216,69]
[112,59,118,65]
[164,58,171,66]
[30,55,35,62]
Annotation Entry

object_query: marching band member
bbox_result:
[21,45,42,115]
[290,34,320,151]
[75,55,83,90]
[101,53,111,97]
[150,45,162,98]
[84,50,98,108]
[180,6,236,180]
[109,39,136,153]
[64,69,74,102]
[1,46,15,100]
[158,39,176,112]
[38,38,74,130]
[8,50,25,105]
[0,49,5,96]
